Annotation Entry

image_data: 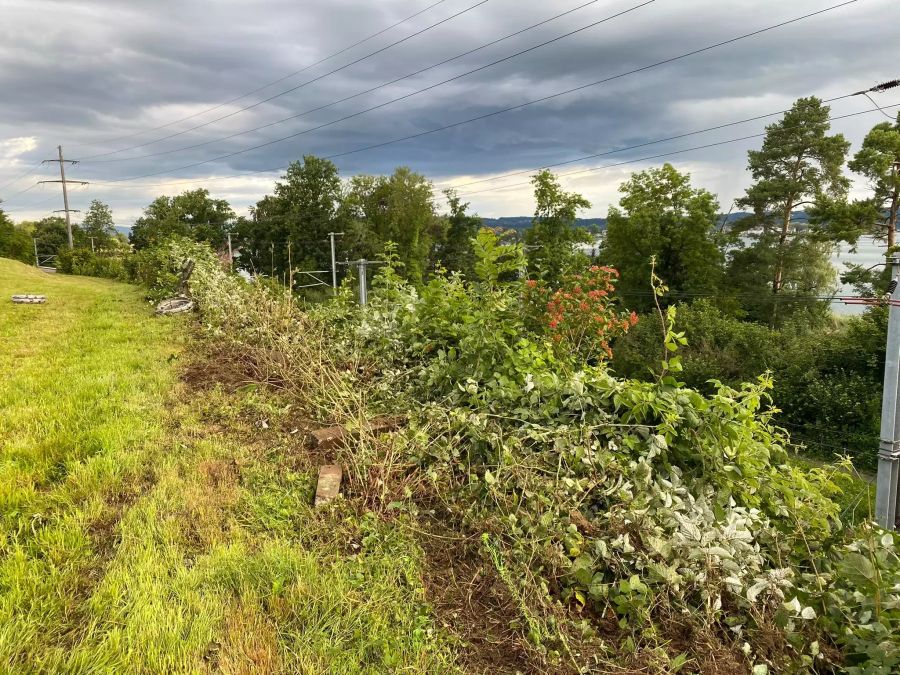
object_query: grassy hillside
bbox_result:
[0,259,457,673]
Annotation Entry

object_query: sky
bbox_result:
[0,0,897,227]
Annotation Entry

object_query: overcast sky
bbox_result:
[0,0,897,226]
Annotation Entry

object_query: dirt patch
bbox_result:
[418,529,546,674]
[181,344,258,393]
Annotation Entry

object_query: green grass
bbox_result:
[0,260,455,674]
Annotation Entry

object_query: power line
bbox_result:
[0,163,43,195]
[454,103,900,197]
[69,0,451,151]
[441,93,864,192]
[83,99,897,200]
[82,0,607,165]
[90,0,858,186]
[0,182,39,203]
[86,1,653,180]
[77,0,493,161]
[89,0,858,183]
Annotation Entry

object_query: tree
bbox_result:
[130,189,234,250]
[235,156,343,280]
[80,200,117,248]
[732,97,850,326]
[848,112,900,249]
[524,169,592,283]
[602,164,724,311]
[0,209,33,264]
[340,167,437,284]
[432,189,482,278]
[32,216,77,255]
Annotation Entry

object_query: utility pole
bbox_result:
[287,241,293,290]
[357,259,368,306]
[328,232,344,290]
[39,146,88,249]
[876,254,900,530]
[33,238,39,268]
[337,259,386,306]
[227,232,233,268]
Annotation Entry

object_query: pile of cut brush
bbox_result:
[146,235,900,674]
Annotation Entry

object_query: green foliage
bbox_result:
[56,247,128,280]
[614,299,884,469]
[792,526,900,674]
[126,236,221,301]
[129,188,234,251]
[236,155,342,278]
[613,299,781,387]
[154,228,900,672]
[0,209,33,264]
[472,227,523,285]
[433,190,481,278]
[341,167,439,285]
[602,164,725,311]
[80,199,118,247]
[773,309,884,470]
[524,169,592,284]
[32,215,72,255]
[847,112,900,248]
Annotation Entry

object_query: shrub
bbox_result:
[524,265,637,363]
[57,247,128,280]
[612,299,780,387]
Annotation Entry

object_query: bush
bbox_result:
[612,299,781,387]
[57,247,128,280]
[612,300,884,469]
[773,309,884,470]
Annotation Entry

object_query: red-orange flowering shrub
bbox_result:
[524,265,637,362]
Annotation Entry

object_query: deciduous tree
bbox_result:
[524,169,591,283]
[602,164,724,311]
[433,189,481,278]
[130,189,234,250]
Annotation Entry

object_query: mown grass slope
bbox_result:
[0,259,455,674]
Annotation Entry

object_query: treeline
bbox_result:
[0,200,129,278]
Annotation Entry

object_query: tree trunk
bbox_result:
[770,203,793,327]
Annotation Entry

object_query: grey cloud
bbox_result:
[0,0,896,221]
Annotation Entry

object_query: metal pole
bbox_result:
[90,237,95,253]
[328,232,344,291]
[33,238,39,267]
[876,254,900,530]
[227,232,233,268]
[287,241,293,290]
[357,259,368,306]
[57,146,73,249]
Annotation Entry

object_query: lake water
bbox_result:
[832,235,887,315]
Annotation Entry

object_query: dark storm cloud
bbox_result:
[0,0,896,220]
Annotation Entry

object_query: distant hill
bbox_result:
[481,212,810,232]
[480,217,608,231]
